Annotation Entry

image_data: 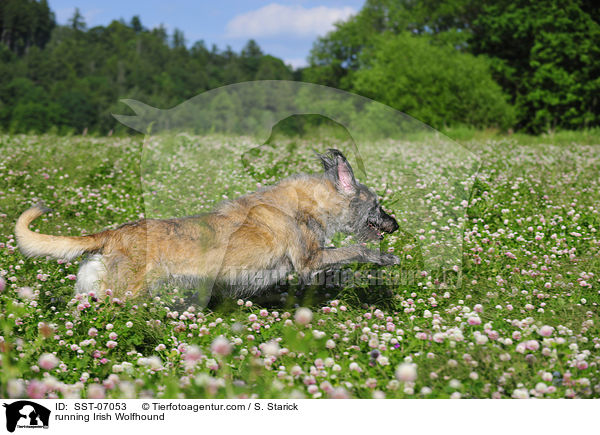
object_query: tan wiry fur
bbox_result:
[15,149,399,299]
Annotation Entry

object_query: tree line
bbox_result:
[0,1,293,134]
[1,0,598,134]
[304,0,599,133]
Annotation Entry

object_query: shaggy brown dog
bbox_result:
[16,149,399,299]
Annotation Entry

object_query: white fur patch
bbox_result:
[75,254,106,295]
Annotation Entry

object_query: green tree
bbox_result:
[68,8,86,31]
[470,0,600,132]
[255,56,292,81]
[0,0,55,55]
[304,0,480,90]
[352,33,515,129]
[306,0,600,132]
[1,78,61,133]
[0,10,293,133]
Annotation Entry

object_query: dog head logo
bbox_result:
[3,401,51,432]
[112,80,479,301]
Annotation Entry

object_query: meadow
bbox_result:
[0,132,598,399]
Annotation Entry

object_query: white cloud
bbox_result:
[226,3,356,39]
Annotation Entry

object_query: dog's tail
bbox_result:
[15,203,105,261]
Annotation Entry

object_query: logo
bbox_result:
[2,401,50,433]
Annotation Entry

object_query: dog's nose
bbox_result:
[382,217,399,233]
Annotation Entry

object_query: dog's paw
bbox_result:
[379,253,400,266]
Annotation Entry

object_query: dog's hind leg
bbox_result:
[100,253,149,298]
[75,254,107,295]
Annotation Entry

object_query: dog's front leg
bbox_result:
[288,243,399,282]
[316,245,400,268]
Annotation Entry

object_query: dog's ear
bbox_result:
[318,149,357,194]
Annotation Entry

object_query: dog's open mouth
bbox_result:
[367,221,384,241]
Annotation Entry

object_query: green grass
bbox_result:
[0,132,599,399]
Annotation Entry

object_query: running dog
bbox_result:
[15,149,399,299]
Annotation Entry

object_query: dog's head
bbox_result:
[318,149,399,241]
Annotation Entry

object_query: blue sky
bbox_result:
[48,1,365,69]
